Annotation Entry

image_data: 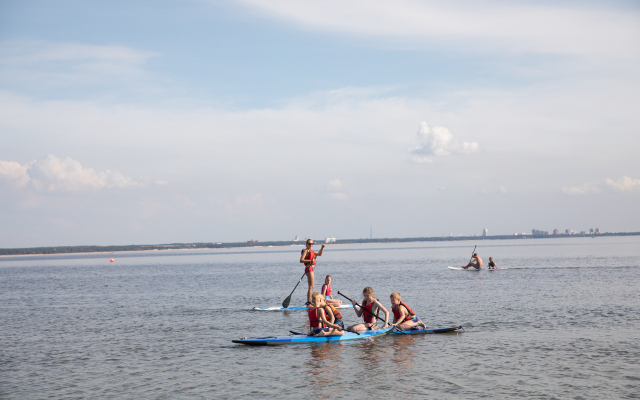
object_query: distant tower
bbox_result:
[370,226,373,240]
[293,235,299,241]
[482,228,488,237]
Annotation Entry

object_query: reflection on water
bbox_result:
[305,343,346,388]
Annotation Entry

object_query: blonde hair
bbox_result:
[311,292,323,305]
[390,292,401,300]
[363,286,374,295]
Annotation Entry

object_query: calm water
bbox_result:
[1,237,639,399]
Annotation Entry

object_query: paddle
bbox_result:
[282,271,306,308]
[337,291,404,334]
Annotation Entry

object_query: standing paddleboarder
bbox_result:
[300,239,325,305]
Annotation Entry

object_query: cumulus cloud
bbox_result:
[410,121,479,163]
[605,176,640,191]
[0,160,30,187]
[0,155,142,191]
[563,176,640,195]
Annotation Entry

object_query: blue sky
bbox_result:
[1,0,639,247]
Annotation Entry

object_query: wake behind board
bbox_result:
[252,304,353,311]
[232,327,393,345]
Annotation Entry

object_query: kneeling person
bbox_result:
[308,292,344,337]
[390,292,427,331]
[322,295,345,329]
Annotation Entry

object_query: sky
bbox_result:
[1,0,639,248]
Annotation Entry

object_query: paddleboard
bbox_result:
[289,326,462,336]
[252,304,353,311]
[232,327,393,345]
[448,266,482,271]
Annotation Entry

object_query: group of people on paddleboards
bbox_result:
[300,238,427,337]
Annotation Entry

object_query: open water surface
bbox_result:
[1,236,639,399]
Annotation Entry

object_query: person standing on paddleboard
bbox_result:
[462,253,483,269]
[300,239,325,305]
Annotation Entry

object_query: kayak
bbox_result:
[232,327,394,345]
[289,326,463,336]
[252,304,353,311]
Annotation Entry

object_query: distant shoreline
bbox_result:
[1,231,639,257]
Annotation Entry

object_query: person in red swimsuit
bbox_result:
[321,275,342,307]
[347,286,389,332]
[300,239,325,305]
[308,292,344,337]
[389,292,427,330]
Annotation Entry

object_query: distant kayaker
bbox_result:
[321,275,342,307]
[487,257,496,269]
[300,239,325,305]
[308,292,344,337]
[389,292,427,330]
[462,253,483,269]
[347,286,389,332]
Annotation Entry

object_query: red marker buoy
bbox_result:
[110,259,114,263]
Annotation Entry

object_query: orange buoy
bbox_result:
[110,259,114,263]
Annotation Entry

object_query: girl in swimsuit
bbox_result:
[321,275,342,307]
[309,292,344,337]
[300,239,325,305]
[347,286,389,332]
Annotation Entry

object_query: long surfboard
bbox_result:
[289,326,463,336]
[232,327,393,345]
[252,304,353,311]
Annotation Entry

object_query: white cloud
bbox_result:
[318,178,349,202]
[0,160,30,187]
[0,155,143,192]
[410,121,479,163]
[605,176,640,191]
[563,176,640,195]
[234,0,640,59]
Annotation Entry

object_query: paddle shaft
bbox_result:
[282,271,306,308]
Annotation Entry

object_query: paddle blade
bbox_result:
[282,295,292,309]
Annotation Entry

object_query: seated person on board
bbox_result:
[321,294,345,329]
[487,257,496,269]
[321,275,342,307]
[462,253,483,269]
[308,292,344,337]
[389,292,427,331]
[347,286,389,332]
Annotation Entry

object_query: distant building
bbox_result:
[293,235,299,241]
[565,229,571,234]
[553,229,560,235]
[325,237,336,243]
[595,228,600,234]
[532,229,550,236]
[482,228,488,236]
[590,228,595,234]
